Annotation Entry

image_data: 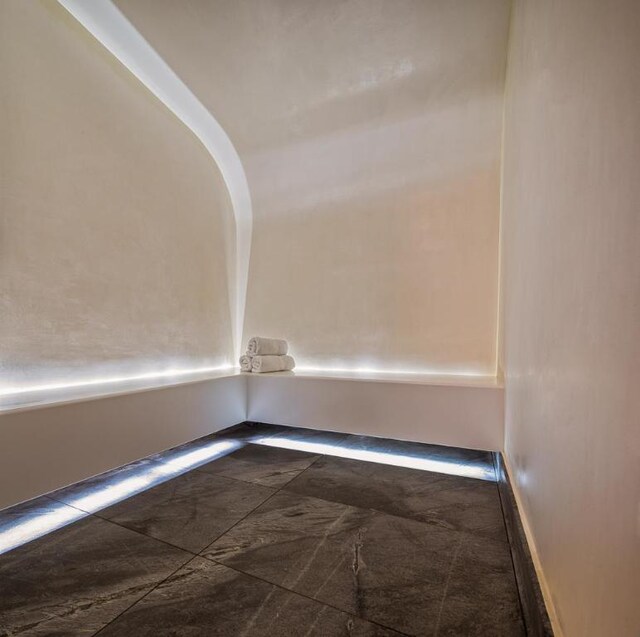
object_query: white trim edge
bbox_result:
[57,0,252,359]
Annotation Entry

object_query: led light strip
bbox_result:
[0,439,242,555]
[0,429,495,556]
[63,439,243,513]
[294,365,490,377]
[0,365,236,398]
[0,505,87,557]
[252,436,494,481]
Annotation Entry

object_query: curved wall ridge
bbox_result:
[58,0,252,359]
[115,0,511,375]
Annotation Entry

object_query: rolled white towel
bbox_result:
[247,336,288,356]
[239,354,253,372]
[251,355,295,374]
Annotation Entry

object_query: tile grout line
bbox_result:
[43,428,314,517]
[50,450,500,561]
[210,437,509,542]
[88,483,278,637]
[26,438,506,559]
[5,428,510,635]
[87,514,202,556]
[194,447,505,636]
[191,460,315,487]
[196,453,326,555]
[1,429,520,637]
[44,449,322,557]
[47,469,279,517]
[279,481,509,545]
[91,553,202,636]
[89,454,328,636]
[205,558,410,637]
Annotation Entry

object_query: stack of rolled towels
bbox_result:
[239,337,296,373]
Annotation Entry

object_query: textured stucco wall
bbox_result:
[0,0,235,393]
[116,0,511,374]
[501,1,640,634]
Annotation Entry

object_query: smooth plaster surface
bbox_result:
[248,373,504,451]
[116,0,511,374]
[501,1,640,635]
[0,374,246,510]
[57,0,253,360]
[0,1,235,393]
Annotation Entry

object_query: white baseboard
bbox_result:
[247,372,504,451]
[0,374,246,510]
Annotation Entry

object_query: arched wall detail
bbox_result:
[57,0,252,360]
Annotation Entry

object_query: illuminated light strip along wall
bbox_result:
[57,0,252,360]
[0,365,236,399]
[0,431,495,555]
[252,437,495,481]
[0,504,87,557]
[294,365,492,378]
[0,439,242,555]
[8,0,499,405]
[65,440,242,513]
[0,364,495,405]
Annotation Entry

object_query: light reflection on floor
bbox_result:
[251,436,495,481]
[0,439,243,556]
[0,502,87,556]
[0,426,495,556]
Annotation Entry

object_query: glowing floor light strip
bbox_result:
[294,365,490,378]
[0,365,235,398]
[0,504,87,556]
[0,439,242,555]
[64,440,243,514]
[252,437,494,481]
[69,476,156,513]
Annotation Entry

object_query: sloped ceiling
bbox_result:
[115,0,510,157]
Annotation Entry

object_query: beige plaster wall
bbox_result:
[501,1,640,634]
[116,0,511,374]
[0,0,235,393]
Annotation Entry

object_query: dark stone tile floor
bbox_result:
[0,516,190,636]
[204,491,521,636]
[197,443,321,488]
[0,423,524,636]
[98,470,274,553]
[285,455,507,541]
[97,558,399,637]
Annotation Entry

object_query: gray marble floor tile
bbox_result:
[284,455,507,541]
[97,557,400,636]
[216,422,273,442]
[203,491,523,636]
[98,470,274,552]
[0,516,190,637]
[197,443,320,488]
